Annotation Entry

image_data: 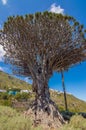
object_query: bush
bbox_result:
[3,100,12,106]
[59,115,86,130]
[14,92,30,101]
[0,92,9,100]
[0,99,12,106]
[61,111,75,121]
[7,88,21,92]
[0,93,13,106]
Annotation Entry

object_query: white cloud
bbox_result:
[0,45,5,61]
[49,3,64,14]
[1,0,7,5]
[0,66,3,71]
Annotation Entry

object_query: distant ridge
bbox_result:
[0,71,31,90]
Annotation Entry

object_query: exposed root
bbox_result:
[24,99,65,129]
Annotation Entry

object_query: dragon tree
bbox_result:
[0,12,86,128]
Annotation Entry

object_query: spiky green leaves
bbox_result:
[0,12,86,77]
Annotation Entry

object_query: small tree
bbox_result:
[0,12,86,127]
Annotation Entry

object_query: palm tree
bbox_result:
[61,71,68,111]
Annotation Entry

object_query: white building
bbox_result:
[20,90,32,93]
[0,89,7,92]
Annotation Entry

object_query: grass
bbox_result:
[0,105,42,130]
[0,105,86,130]
[59,115,86,130]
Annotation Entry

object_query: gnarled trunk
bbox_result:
[25,74,65,128]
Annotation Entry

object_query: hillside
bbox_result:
[50,90,86,112]
[0,71,31,90]
[0,70,86,112]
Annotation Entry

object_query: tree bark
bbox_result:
[25,74,65,128]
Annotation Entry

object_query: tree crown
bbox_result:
[0,12,86,79]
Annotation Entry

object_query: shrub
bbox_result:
[7,88,21,91]
[14,92,30,101]
[61,111,75,121]
[0,99,12,106]
[59,115,86,130]
[0,92,9,100]
[3,100,12,106]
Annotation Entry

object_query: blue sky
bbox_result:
[0,0,86,101]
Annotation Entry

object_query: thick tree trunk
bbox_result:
[24,75,65,128]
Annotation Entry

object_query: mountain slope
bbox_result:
[0,70,86,112]
[0,71,31,90]
[50,90,86,112]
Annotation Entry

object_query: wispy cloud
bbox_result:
[0,66,3,71]
[49,3,64,14]
[1,0,8,5]
[0,45,5,61]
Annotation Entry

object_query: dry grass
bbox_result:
[59,115,86,130]
[0,105,42,130]
[0,105,86,130]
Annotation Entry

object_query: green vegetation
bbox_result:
[59,115,86,130]
[0,92,33,109]
[0,92,12,106]
[0,105,42,130]
[50,90,86,113]
[0,90,86,113]
[15,92,32,101]
[0,71,86,113]
[0,71,32,90]
[0,105,86,130]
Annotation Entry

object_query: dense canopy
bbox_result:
[0,12,86,79]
